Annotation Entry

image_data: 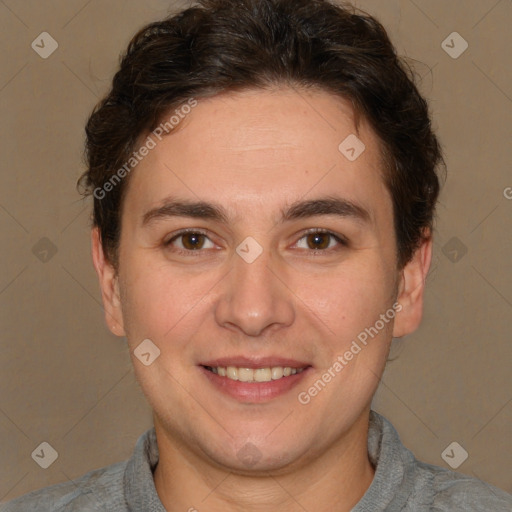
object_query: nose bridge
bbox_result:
[214,240,295,336]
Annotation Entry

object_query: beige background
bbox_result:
[1,0,511,503]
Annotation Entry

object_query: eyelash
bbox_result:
[163,228,348,256]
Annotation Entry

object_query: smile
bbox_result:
[203,365,307,383]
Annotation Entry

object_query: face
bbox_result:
[93,87,430,474]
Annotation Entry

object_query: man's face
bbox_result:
[95,88,427,472]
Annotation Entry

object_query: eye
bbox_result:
[164,230,215,252]
[163,229,346,255]
[294,230,347,251]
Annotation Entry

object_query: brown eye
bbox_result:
[180,233,206,250]
[295,231,347,252]
[165,231,215,252]
[306,232,331,250]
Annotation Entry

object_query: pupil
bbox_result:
[183,233,203,250]
[309,233,328,250]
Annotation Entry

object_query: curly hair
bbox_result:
[78,0,444,270]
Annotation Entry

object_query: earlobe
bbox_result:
[91,228,126,336]
[392,232,433,338]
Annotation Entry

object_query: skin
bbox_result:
[92,87,432,512]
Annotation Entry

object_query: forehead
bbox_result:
[122,87,391,227]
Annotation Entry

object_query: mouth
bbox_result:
[199,358,312,402]
[202,365,307,383]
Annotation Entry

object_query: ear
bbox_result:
[392,232,433,338]
[91,227,126,336]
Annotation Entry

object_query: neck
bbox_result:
[153,409,375,512]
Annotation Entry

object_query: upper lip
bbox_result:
[200,356,311,369]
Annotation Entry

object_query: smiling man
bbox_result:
[2,0,512,511]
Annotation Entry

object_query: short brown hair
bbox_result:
[78,0,444,270]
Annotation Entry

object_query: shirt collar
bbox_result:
[352,410,421,511]
[124,426,166,511]
[123,410,420,511]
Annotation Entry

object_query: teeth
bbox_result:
[207,365,306,383]
[254,368,272,382]
[271,367,283,380]
[238,367,253,382]
[226,366,238,380]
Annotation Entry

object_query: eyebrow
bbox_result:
[141,196,372,227]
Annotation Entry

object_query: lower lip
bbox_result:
[200,366,311,403]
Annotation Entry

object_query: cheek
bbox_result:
[306,258,394,326]
[300,262,397,378]
[118,258,218,346]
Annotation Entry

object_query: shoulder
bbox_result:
[368,411,512,511]
[0,460,128,512]
[414,459,512,511]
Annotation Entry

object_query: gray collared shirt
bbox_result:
[2,411,511,511]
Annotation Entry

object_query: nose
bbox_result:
[214,245,295,337]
